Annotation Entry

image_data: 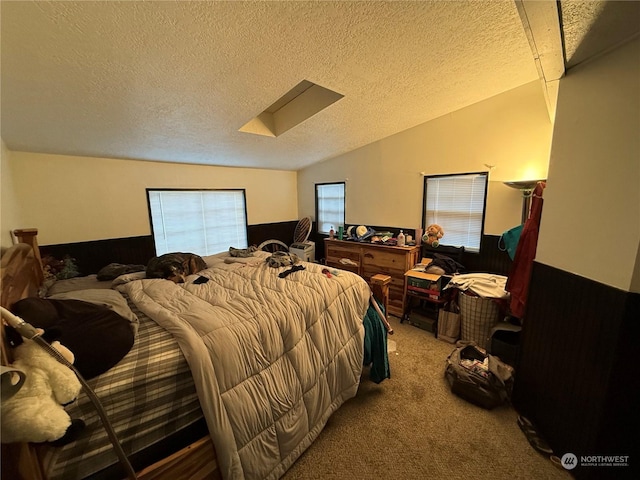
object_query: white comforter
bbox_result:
[123,251,370,479]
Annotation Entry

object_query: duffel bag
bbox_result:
[444,343,514,409]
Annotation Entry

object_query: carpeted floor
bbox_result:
[283,315,571,480]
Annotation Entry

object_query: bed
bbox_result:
[1,229,388,480]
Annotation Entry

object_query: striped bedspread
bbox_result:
[39,297,204,480]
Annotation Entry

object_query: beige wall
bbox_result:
[1,141,22,248]
[2,152,298,246]
[297,81,553,236]
[537,37,640,292]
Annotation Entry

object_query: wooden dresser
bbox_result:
[324,239,420,317]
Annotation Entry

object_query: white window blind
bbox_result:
[316,183,345,234]
[147,189,248,256]
[423,173,488,252]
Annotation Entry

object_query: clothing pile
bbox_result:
[424,253,465,275]
[444,273,510,299]
[265,251,300,268]
[228,246,257,257]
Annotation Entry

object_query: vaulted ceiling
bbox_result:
[1,1,638,171]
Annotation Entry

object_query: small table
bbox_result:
[370,273,392,317]
[402,269,452,323]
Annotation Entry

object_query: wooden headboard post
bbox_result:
[13,228,44,285]
[1,229,44,364]
[1,228,47,480]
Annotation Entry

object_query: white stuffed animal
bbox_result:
[1,338,82,444]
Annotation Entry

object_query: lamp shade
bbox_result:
[504,179,546,223]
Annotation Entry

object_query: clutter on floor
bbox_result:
[444,343,514,410]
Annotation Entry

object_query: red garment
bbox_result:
[506,182,546,319]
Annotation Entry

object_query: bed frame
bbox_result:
[0,229,221,480]
[2,229,391,479]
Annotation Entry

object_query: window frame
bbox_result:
[421,171,489,253]
[146,188,248,256]
[315,182,346,235]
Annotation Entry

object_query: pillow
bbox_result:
[40,278,58,298]
[96,263,145,281]
[48,289,138,335]
[111,271,146,288]
[46,274,112,296]
[11,297,135,380]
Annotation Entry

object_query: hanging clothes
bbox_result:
[506,181,546,319]
[362,300,390,384]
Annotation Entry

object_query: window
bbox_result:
[422,172,488,252]
[147,189,248,256]
[315,182,345,234]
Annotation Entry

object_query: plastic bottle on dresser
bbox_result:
[397,230,405,247]
[329,226,335,240]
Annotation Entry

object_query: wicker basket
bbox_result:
[458,291,500,349]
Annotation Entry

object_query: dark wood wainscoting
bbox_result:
[40,236,156,276]
[39,221,302,275]
[247,221,299,247]
[462,234,512,275]
[38,226,507,276]
[513,262,638,480]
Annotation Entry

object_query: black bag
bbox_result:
[444,343,514,409]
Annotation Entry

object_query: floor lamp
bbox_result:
[504,180,546,224]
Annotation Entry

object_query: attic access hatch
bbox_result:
[239,80,344,137]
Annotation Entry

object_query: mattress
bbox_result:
[123,251,371,479]
[39,296,204,480]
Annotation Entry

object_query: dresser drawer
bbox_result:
[362,249,407,274]
[387,297,404,317]
[362,265,403,286]
[326,259,359,274]
[326,244,361,270]
[324,239,419,317]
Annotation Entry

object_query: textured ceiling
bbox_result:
[1,1,637,171]
[560,0,640,68]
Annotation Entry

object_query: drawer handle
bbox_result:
[363,253,374,259]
